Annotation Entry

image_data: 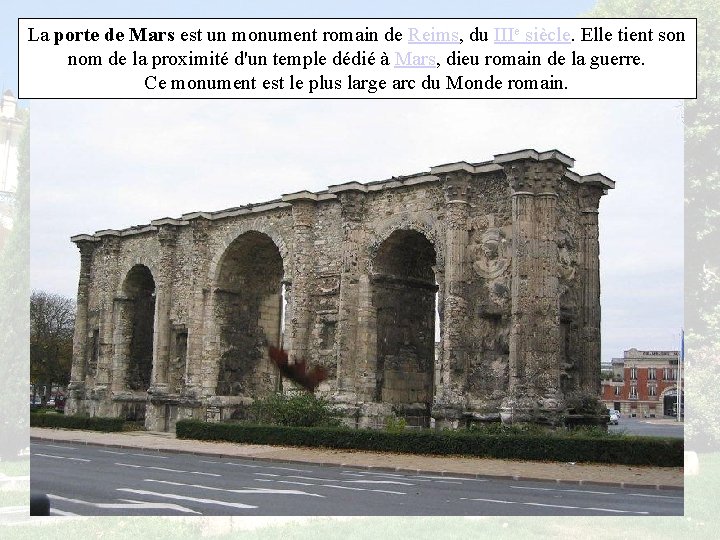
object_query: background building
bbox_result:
[601,348,683,418]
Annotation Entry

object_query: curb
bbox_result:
[30,434,684,492]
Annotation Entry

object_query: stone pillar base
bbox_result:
[431,404,463,429]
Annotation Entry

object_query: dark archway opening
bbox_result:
[372,230,437,427]
[214,231,284,397]
[123,265,156,391]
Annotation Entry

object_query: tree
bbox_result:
[0,108,28,459]
[30,291,75,403]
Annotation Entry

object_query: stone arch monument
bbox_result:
[67,149,614,431]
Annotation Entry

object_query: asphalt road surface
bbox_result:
[30,442,683,517]
[608,418,684,438]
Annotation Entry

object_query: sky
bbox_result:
[9,0,682,368]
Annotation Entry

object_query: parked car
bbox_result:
[608,411,620,425]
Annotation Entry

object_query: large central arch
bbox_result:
[213,231,284,397]
[371,229,438,426]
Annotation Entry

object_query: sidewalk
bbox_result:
[30,427,684,490]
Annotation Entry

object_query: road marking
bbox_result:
[321,484,370,492]
[433,480,463,485]
[199,460,220,464]
[224,462,260,468]
[98,450,126,455]
[510,486,616,495]
[50,508,79,516]
[129,453,168,459]
[34,453,90,462]
[276,480,316,487]
[263,466,311,473]
[460,497,650,514]
[321,484,406,495]
[143,478,324,497]
[416,475,487,482]
[258,472,414,486]
[41,444,74,450]
[343,479,414,486]
[116,488,258,509]
[629,493,683,500]
[48,493,200,514]
[115,462,220,477]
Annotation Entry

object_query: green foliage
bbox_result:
[30,413,125,432]
[246,392,342,428]
[176,419,683,467]
[30,290,75,395]
[564,391,607,415]
[384,416,407,433]
[0,110,28,461]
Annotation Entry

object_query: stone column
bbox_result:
[533,164,564,412]
[110,297,133,393]
[97,236,121,390]
[334,188,366,403]
[579,186,603,395]
[185,217,211,400]
[149,224,179,393]
[504,159,565,422]
[67,237,98,413]
[286,195,317,363]
[433,171,472,427]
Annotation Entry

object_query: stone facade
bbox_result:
[67,149,614,431]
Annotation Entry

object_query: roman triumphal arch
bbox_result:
[67,149,614,431]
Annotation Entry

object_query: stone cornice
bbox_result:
[71,149,614,241]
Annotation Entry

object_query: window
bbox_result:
[614,386,621,396]
[630,386,638,399]
[648,385,657,397]
[648,367,656,380]
[630,367,637,380]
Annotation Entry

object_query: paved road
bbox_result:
[609,418,683,438]
[30,442,683,517]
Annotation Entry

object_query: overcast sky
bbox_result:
[29,97,683,366]
[5,0,681,366]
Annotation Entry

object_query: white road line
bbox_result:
[343,479,414,486]
[321,484,405,495]
[433,480,463,485]
[129,453,168,459]
[98,450,126,455]
[34,453,90,462]
[143,478,324,497]
[199,460,220,464]
[276,480,316,487]
[264,466,310,473]
[50,508,79,516]
[41,444,74,450]
[510,486,615,495]
[460,497,650,514]
[629,493,683,500]
[116,488,258,509]
[224,462,260,468]
[115,462,220,476]
[48,493,200,514]
[416,475,487,482]
[321,484,367,492]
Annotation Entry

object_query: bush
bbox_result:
[175,419,683,467]
[246,392,342,428]
[384,416,407,433]
[30,413,125,432]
